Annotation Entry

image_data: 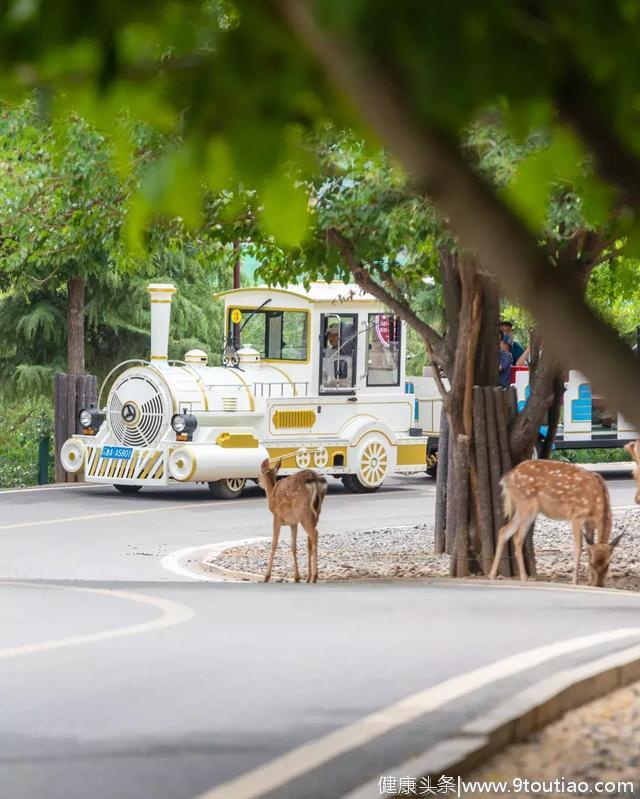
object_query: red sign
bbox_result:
[375,315,396,348]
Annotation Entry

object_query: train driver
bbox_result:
[322,323,353,388]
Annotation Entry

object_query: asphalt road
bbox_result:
[1,471,639,799]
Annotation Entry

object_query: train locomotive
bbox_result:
[60,282,437,497]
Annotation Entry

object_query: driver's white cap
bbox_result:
[327,324,340,334]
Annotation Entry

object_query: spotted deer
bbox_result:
[488,460,623,586]
[624,440,640,504]
[259,459,328,583]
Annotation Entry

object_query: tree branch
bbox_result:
[326,227,450,371]
[279,1,640,431]
[509,348,559,457]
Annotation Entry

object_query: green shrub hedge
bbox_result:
[552,447,632,464]
[0,398,54,488]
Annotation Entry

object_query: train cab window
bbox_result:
[366,313,401,386]
[229,308,308,361]
[319,313,357,393]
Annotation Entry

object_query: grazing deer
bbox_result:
[258,458,328,583]
[624,440,640,504]
[488,460,623,587]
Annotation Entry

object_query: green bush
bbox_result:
[0,397,54,488]
[552,447,632,464]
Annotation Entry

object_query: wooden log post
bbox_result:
[472,387,495,575]
[54,373,98,483]
[444,432,457,555]
[484,386,512,577]
[449,433,471,577]
[54,373,69,483]
[434,413,449,554]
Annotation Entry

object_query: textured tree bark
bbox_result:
[450,434,470,578]
[473,387,495,575]
[444,436,456,556]
[484,386,512,577]
[54,373,97,483]
[54,373,69,483]
[67,276,85,375]
[434,413,449,554]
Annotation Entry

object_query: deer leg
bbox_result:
[264,518,281,583]
[488,511,521,580]
[306,535,312,583]
[290,524,300,583]
[513,518,532,582]
[309,526,319,583]
[572,520,584,585]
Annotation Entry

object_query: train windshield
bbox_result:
[229,308,308,361]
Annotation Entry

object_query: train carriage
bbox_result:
[61,282,434,496]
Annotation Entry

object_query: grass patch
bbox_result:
[552,447,632,464]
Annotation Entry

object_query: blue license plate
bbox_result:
[101,446,133,460]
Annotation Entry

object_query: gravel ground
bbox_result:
[204,509,640,587]
[467,680,640,797]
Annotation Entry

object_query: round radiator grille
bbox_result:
[108,374,168,446]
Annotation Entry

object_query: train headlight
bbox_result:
[78,407,104,435]
[171,412,197,441]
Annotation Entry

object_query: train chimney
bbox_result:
[147,283,177,364]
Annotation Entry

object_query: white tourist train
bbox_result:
[60,282,437,497]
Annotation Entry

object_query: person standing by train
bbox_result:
[499,320,524,363]
[499,333,513,388]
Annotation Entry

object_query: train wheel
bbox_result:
[114,484,142,494]
[341,474,380,494]
[342,436,390,493]
[426,447,438,478]
[208,477,246,500]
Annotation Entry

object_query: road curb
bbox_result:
[343,643,640,798]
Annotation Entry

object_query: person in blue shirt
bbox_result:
[499,320,524,363]
[499,333,513,388]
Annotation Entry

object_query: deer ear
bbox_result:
[610,533,625,548]
[583,529,595,546]
[624,441,640,463]
[260,458,271,474]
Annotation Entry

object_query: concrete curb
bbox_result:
[343,643,640,798]
[201,538,269,582]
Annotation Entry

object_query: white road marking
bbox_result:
[161,538,270,581]
[161,525,420,582]
[0,483,106,495]
[0,499,253,532]
[194,627,640,799]
[0,582,194,658]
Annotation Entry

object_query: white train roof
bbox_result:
[214,281,380,306]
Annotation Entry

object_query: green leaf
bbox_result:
[261,174,309,247]
[205,136,234,192]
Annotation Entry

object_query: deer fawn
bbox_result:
[624,440,640,504]
[488,460,623,586]
[258,458,328,583]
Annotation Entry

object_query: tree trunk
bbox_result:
[67,276,85,375]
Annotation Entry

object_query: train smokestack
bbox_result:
[147,283,177,363]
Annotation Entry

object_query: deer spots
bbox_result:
[492,459,617,587]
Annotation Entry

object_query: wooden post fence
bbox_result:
[54,373,97,483]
